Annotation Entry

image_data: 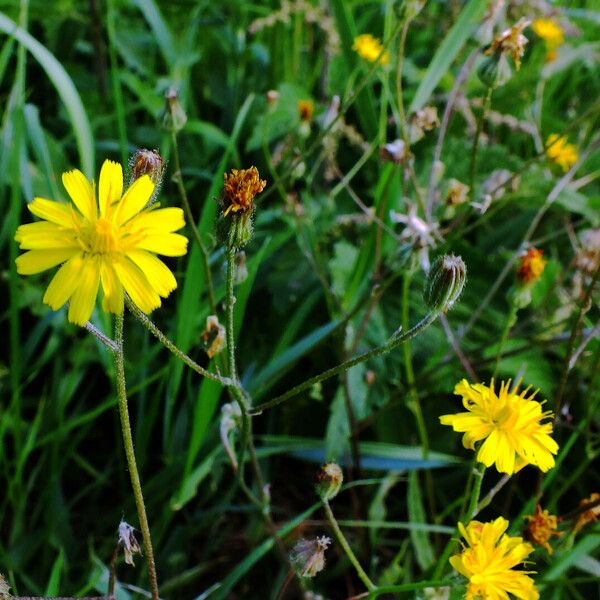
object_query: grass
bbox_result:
[2,0,600,598]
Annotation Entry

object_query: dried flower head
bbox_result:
[450,517,539,600]
[298,99,314,123]
[201,315,226,358]
[353,33,389,65]
[0,573,10,598]
[525,504,561,554]
[546,134,578,172]
[118,520,142,566]
[575,228,600,274]
[445,179,470,206]
[517,248,547,284]
[440,379,558,474]
[315,462,343,501]
[14,160,187,325]
[380,139,409,165]
[409,106,440,142]
[574,493,600,534]
[390,205,440,271]
[290,536,331,578]
[486,18,531,70]
[222,167,267,217]
[163,87,187,132]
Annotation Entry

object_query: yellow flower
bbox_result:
[546,134,578,172]
[222,167,266,217]
[352,34,389,65]
[15,160,188,326]
[298,99,314,123]
[532,18,564,50]
[517,248,546,284]
[525,504,561,554]
[440,379,558,474]
[450,517,539,600]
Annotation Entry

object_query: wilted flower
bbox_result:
[440,379,558,475]
[290,536,331,577]
[517,248,547,284]
[575,228,600,274]
[380,139,409,164]
[445,179,470,206]
[201,315,226,358]
[546,134,578,172]
[315,462,343,501]
[450,517,539,600]
[14,160,187,325]
[525,504,561,554]
[486,18,531,71]
[0,573,10,598]
[222,167,266,217]
[390,205,439,271]
[353,33,389,64]
[409,106,439,142]
[573,493,600,534]
[118,520,142,566]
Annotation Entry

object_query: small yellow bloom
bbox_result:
[298,99,314,123]
[525,504,561,554]
[546,134,578,172]
[532,18,564,50]
[450,517,539,600]
[517,248,547,284]
[352,34,389,65]
[487,18,530,70]
[222,167,266,217]
[15,160,188,325]
[440,379,558,474]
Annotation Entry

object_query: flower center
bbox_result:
[89,217,120,254]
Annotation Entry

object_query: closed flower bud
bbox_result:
[128,148,165,205]
[315,462,343,501]
[290,536,331,578]
[424,255,466,312]
[163,87,187,132]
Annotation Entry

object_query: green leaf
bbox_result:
[407,471,434,571]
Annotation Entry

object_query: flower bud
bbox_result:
[315,462,343,501]
[290,536,331,578]
[128,148,166,205]
[424,255,466,312]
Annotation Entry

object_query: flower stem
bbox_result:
[323,499,375,592]
[249,311,440,415]
[170,129,217,315]
[114,313,159,600]
[125,296,232,386]
[465,462,486,521]
[468,85,493,199]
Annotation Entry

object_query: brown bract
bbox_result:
[222,167,267,217]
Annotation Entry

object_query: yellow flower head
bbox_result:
[525,504,561,554]
[440,379,559,474]
[487,18,530,70]
[532,18,564,50]
[15,160,188,326]
[517,247,547,284]
[222,167,266,217]
[450,517,539,600]
[546,134,578,172]
[352,34,389,65]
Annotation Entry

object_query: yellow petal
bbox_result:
[135,233,188,256]
[99,160,123,216]
[28,198,75,226]
[126,249,177,297]
[113,258,161,313]
[16,248,79,275]
[130,207,186,233]
[43,253,84,310]
[14,221,77,249]
[62,169,97,221]
[114,175,154,226]
[67,256,101,325]
[100,261,124,313]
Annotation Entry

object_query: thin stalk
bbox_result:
[468,86,493,199]
[225,233,238,381]
[492,300,519,378]
[323,499,375,592]
[250,311,440,415]
[170,129,217,314]
[125,296,232,386]
[114,313,159,600]
[366,581,452,598]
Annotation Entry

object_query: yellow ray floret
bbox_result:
[450,517,539,600]
[15,159,188,325]
[440,379,558,474]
